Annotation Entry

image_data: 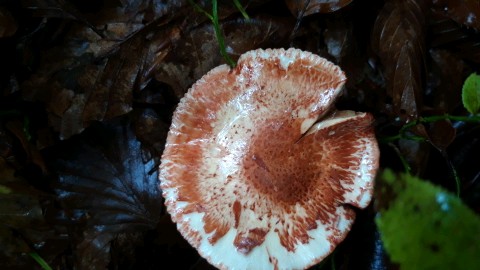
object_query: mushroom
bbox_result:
[160,48,379,270]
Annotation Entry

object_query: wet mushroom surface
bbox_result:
[160,48,379,270]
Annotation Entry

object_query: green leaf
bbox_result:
[376,169,480,270]
[462,73,480,114]
[0,184,11,194]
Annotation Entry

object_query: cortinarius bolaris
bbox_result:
[160,48,379,270]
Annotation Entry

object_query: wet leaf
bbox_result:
[427,50,465,113]
[376,169,480,269]
[50,116,162,269]
[425,118,456,152]
[431,0,480,31]
[22,33,153,139]
[133,108,169,156]
[462,73,480,114]
[155,15,293,98]
[371,0,428,120]
[222,16,294,59]
[323,17,367,89]
[23,0,187,28]
[22,0,100,35]
[21,1,192,139]
[0,158,57,269]
[429,16,480,63]
[408,110,457,153]
[324,20,350,62]
[285,0,353,17]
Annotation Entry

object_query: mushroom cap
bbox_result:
[160,48,379,270]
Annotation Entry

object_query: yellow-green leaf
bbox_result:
[462,73,480,114]
[376,169,480,270]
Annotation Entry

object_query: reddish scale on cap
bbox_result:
[160,48,379,270]
[239,113,376,253]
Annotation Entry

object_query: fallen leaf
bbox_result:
[431,0,480,31]
[429,15,480,63]
[49,116,162,269]
[22,0,187,30]
[21,1,194,139]
[402,109,457,153]
[323,17,366,88]
[371,0,428,120]
[0,158,62,269]
[133,108,170,156]
[426,119,456,152]
[324,18,353,63]
[285,0,353,17]
[427,49,465,113]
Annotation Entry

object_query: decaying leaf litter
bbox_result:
[1,0,479,269]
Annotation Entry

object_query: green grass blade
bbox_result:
[28,252,53,270]
[233,0,250,19]
[212,0,236,67]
